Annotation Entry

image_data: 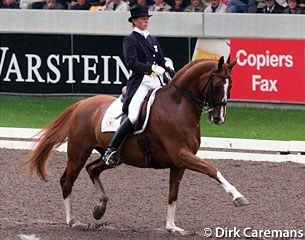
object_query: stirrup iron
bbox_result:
[103,148,120,168]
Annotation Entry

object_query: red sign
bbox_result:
[230,39,305,104]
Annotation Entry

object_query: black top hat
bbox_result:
[128,5,152,22]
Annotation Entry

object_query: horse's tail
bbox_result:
[26,101,81,182]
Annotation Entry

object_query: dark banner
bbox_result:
[0,34,196,95]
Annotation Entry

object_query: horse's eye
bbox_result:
[212,85,221,91]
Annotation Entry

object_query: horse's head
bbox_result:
[170,56,237,124]
[205,56,236,124]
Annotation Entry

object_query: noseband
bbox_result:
[170,69,231,113]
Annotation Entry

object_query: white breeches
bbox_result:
[128,75,161,124]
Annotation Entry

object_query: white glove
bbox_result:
[165,60,174,71]
[152,64,165,76]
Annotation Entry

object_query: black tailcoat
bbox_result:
[122,31,166,114]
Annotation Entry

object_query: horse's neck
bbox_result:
[163,61,216,121]
[174,60,213,97]
[159,83,202,122]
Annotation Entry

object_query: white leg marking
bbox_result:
[217,171,243,200]
[64,195,86,227]
[63,196,73,225]
[166,201,185,235]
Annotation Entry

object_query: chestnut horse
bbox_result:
[27,57,249,235]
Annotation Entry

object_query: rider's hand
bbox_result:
[165,61,176,78]
[152,64,165,76]
[165,60,174,71]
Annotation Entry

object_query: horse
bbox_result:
[26,56,249,235]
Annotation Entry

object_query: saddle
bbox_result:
[101,86,161,135]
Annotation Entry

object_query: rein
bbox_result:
[170,69,231,113]
[170,81,206,111]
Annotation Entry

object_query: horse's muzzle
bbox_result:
[213,116,224,125]
[209,111,225,125]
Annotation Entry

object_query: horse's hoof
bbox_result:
[167,226,187,236]
[169,229,193,237]
[93,204,106,220]
[233,196,250,207]
[69,219,87,228]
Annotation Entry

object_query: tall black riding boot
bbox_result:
[102,118,134,168]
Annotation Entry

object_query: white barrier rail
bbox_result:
[197,137,305,164]
[2,10,305,39]
[1,127,304,164]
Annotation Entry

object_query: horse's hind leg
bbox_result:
[178,150,249,207]
[60,147,92,227]
[86,154,109,220]
[166,168,186,235]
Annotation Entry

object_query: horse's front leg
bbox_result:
[86,157,109,220]
[216,171,249,206]
[166,168,187,235]
[178,149,249,207]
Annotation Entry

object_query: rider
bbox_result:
[102,4,174,168]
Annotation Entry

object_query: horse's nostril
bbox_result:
[213,117,221,124]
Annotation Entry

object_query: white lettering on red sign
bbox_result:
[236,49,293,70]
[252,75,278,92]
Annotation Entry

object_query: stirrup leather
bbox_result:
[103,148,120,167]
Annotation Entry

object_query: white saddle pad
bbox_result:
[101,87,161,134]
[101,96,123,133]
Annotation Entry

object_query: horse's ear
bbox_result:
[218,56,225,71]
[227,58,238,69]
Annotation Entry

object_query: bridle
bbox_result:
[170,68,231,113]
